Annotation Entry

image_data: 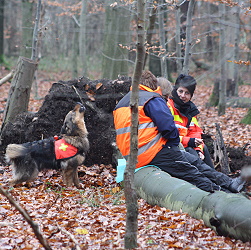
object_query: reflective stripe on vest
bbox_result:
[168,100,199,128]
[123,122,162,160]
[175,123,188,136]
[167,98,203,151]
[173,114,183,123]
[116,121,156,135]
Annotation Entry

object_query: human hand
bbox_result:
[194,138,203,147]
[198,151,205,160]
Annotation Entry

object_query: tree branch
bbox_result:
[57,224,82,250]
[0,185,52,250]
[0,70,14,86]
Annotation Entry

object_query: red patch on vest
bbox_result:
[54,139,78,160]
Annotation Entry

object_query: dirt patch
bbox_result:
[203,134,251,172]
[0,76,131,167]
[227,146,251,172]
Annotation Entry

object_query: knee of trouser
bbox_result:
[182,150,197,162]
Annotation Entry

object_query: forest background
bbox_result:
[0,0,251,249]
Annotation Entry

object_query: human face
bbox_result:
[177,86,191,103]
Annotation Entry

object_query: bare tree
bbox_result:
[124,0,145,248]
[182,0,195,74]
[31,0,42,99]
[72,20,79,78]
[102,1,131,79]
[144,1,157,69]
[175,3,182,74]
[233,2,240,96]
[31,0,41,61]
[79,0,87,76]
[21,0,34,58]
[0,0,4,63]
[218,3,226,116]
[158,0,168,77]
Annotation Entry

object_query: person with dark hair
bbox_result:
[113,70,246,193]
[168,74,215,169]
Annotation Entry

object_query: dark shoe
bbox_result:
[229,176,246,193]
[220,187,232,193]
[211,185,224,193]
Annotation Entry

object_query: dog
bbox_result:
[5,103,89,188]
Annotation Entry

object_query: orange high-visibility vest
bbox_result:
[167,98,204,152]
[113,85,167,169]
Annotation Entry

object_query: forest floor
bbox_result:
[0,68,251,249]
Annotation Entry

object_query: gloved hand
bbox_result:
[194,138,203,147]
[197,151,205,160]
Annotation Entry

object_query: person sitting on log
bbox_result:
[167,74,215,169]
[113,70,245,193]
[157,76,246,192]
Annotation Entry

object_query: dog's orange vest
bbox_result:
[54,139,78,160]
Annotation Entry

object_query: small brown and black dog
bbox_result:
[5,103,89,188]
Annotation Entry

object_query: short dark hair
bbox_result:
[140,70,158,90]
[175,74,197,96]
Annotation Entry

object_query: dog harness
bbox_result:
[54,138,78,160]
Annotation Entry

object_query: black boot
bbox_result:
[229,176,246,193]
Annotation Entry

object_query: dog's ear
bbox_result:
[74,102,86,113]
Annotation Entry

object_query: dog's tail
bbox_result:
[5,144,28,161]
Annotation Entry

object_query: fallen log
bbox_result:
[134,166,251,243]
[226,97,251,108]
[0,69,14,86]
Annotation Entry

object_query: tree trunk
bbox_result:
[102,3,130,79]
[179,0,189,65]
[79,0,87,77]
[182,0,195,74]
[175,5,182,74]
[124,0,145,248]
[72,21,79,78]
[31,0,41,61]
[21,0,34,58]
[0,0,4,63]
[233,3,240,96]
[31,0,42,100]
[149,49,161,77]
[134,166,251,243]
[0,57,37,140]
[158,0,167,78]
[144,2,157,69]
[209,79,219,107]
[218,3,226,116]
[205,2,214,62]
